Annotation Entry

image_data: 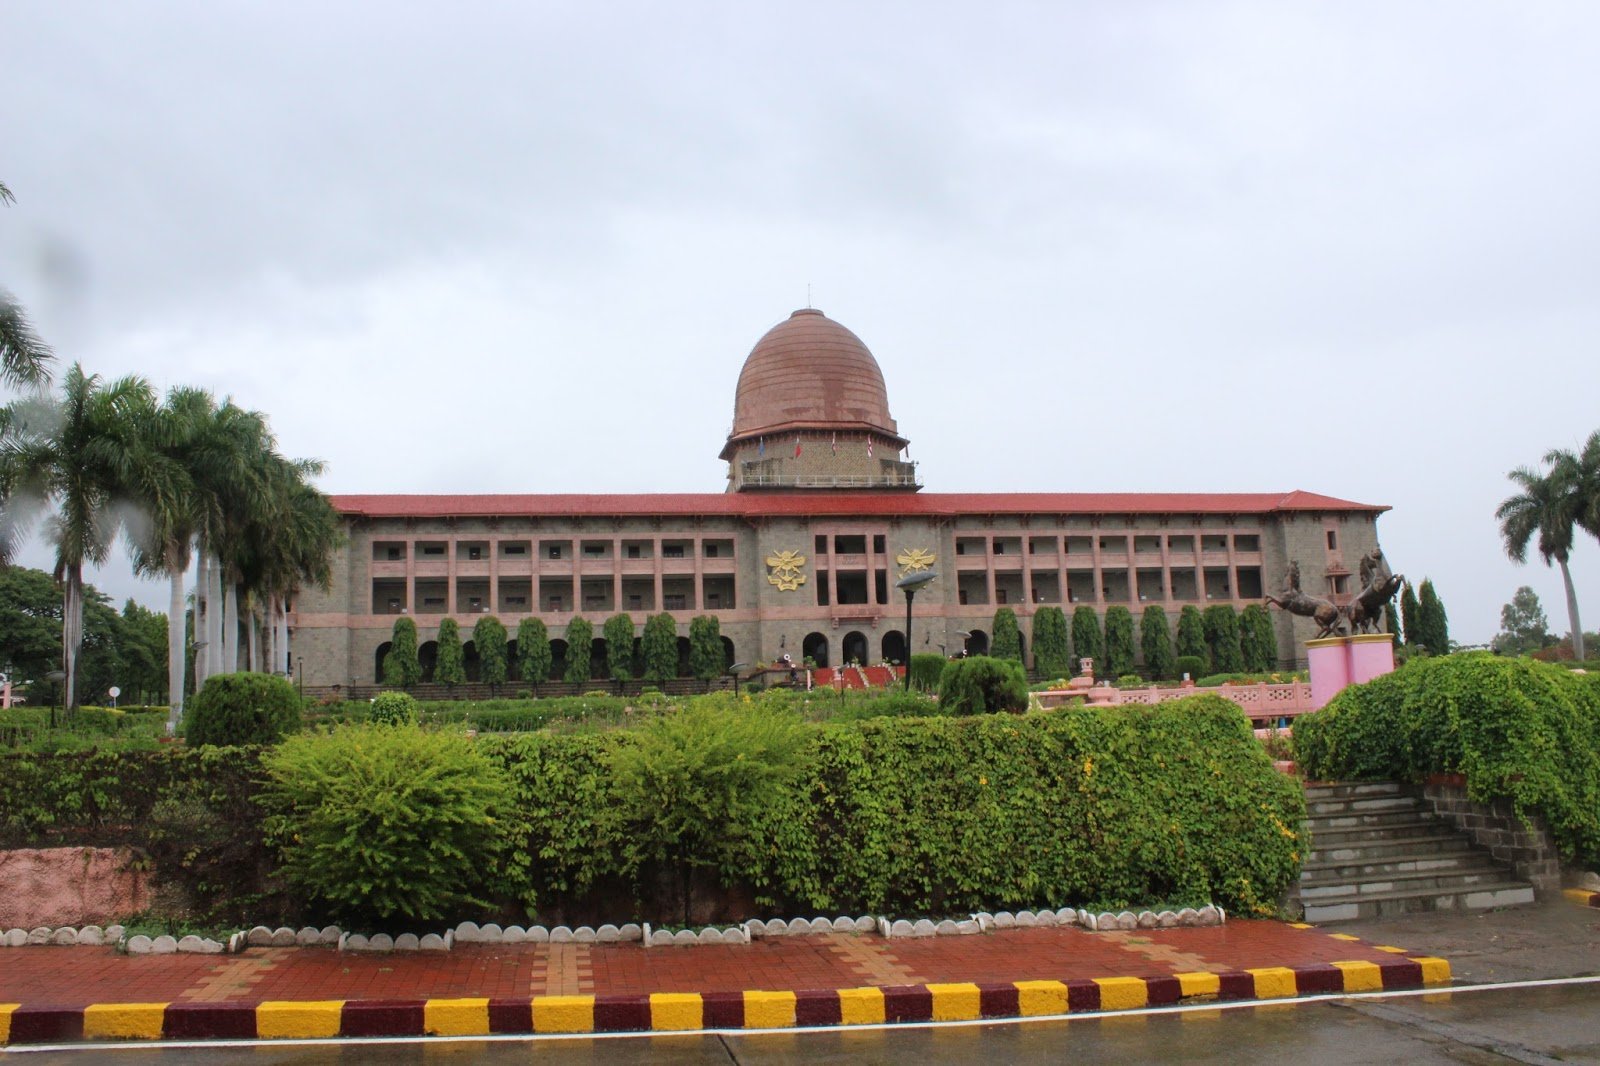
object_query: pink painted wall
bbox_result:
[0,847,150,929]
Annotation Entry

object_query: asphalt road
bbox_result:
[9,980,1598,1065]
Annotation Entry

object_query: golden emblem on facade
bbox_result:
[765,549,808,592]
[896,547,937,576]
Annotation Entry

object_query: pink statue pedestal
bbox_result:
[1305,633,1397,709]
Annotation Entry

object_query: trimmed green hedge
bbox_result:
[1295,655,1600,867]
[2,697,1306,921]
[485,695,1303,917]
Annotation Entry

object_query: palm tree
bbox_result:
[1550,429,1600,546]
[129,388,260,724]
[0,364,171,709]
[1496,460,1586,661]
[1,181,56,389]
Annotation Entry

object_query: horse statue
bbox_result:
[1342,547,1403,634]
[1264,561,1347,638]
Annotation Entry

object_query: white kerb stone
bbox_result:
[368,934,394,952]
[550,926,574,943]
[296,927,321,946]
[344,934,369,951]
[697,928,724,944]
[1015,911,1038,928]
[152,935,178,954]
[853,916,876,933]
[478,923,504,943]
[177,935,207,953]
[269,927,297,947]
[911,919,936,938]
[105,925,125,941]
[51,928,78,945]
[527,926,550,943]
[79,926,104,945]
[502,925,528,944]
[934,920,959,936]
[454,921,481,943]
[832,916,855,932]
[246,925,273,946]
[320,926,343,945]
[671,930,698,946]
[993,912,1016,929]
[126,935,154,955]
[889,919,913,938]
[618,923,642,942]
[394,933,420,951]
[597,924,621,943]
[574,926,597,944]
[419,933,447,951]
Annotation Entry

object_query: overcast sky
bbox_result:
[3,2,1598,645]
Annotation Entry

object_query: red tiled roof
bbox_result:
[330,490,1386,519]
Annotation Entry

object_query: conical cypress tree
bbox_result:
[1140,606,1175,680]
[1202,605,1244,673]
[1400,581,1421,646]
[516,617,552,683]
[435,617,466,687]
[1176,605,1209,668]
[1239,604,1277,673]
[1071,606,1103,674]
[1032,607,1071,678]
[382,616,421,687]
[1417,579,1450,655]
[1103,606,1135,676]
[564,617,594,683]
[991,607,1023,662]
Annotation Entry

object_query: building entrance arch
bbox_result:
[842,630,869,666]
[418,640,438,682]
[965,629,989,656]
[802,632,829,669]
[374,642,391,683]
[880,630,906,665]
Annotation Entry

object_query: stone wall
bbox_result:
[0,847,151,928]
[1420,779,1562,893]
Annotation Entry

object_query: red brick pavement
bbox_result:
[0,921,1418,1009]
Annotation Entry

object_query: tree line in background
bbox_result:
[1497,428,1600,661]
[987,602,1285,679]
[381,612,732,688]
[0,566,168,706]
[1,182,341,715]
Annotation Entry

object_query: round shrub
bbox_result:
[1175,655,1207,681]
[937,655,1028,715]
[368,691,419,727]
[907,652,947,692]
[184,672,301,747]
[260,724,516,923]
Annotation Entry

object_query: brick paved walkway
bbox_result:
[0,921,1421,1009]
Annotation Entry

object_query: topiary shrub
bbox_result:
[1294,654,1600,868]
[1141,606,1175,680]
[185,673,301,748]
[937,655,1028,716]
[1176,605,1208,667]
[1240,604,1278,673]
[1202,605,1244,673]
[382,616,421,688]
[435,618,466,687]
[1070,607,1103,674]
[1103,606,1135,677]
[1175,655,1206,681]
[907,652,947,692]
[1031,607,1070,678]
[990,608,1022,662]
[261,723,518,924]
[368,691,418,727]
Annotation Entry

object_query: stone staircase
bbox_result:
[1296,782,1536,923]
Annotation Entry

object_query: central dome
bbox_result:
[725,309,900,450]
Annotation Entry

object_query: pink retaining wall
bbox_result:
[0,847,151,928]
[1036,680,1317,722]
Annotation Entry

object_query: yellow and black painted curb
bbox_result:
[0,956,1450,1045]
[1563,887,1600,909]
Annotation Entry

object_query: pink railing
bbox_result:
[1034,681,1316,724]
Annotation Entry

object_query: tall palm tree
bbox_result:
[0,181,56,390]
[1497,460,1585,661]
[129,388,262,724]
[1550,429,1600,546]
[0,364,171,708]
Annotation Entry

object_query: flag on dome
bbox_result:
[758,436,765,457]
[831,432,837,454]
[794,435,802,458]
[867,438,873,458]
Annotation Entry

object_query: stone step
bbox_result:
[1302,782,1405,801]
[1305,795,1424,817]
[1301,852,1504,883]
[1308,835,1475,865]
[1305,819,1456,847]
[1301,882,1536,924]
[1299,866,1512,900]
[1308,809,1445,832]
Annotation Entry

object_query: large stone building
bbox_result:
[293,308,1387,686]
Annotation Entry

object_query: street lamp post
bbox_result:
[728,662,748,696]
[895,570,938,691]
[297,655,304,701]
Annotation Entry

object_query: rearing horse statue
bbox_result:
[1343,548,1403,634]
[1264,561,1348,638]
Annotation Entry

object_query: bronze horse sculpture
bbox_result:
[1264,561,1348,638]
[1342,548,1403,634]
